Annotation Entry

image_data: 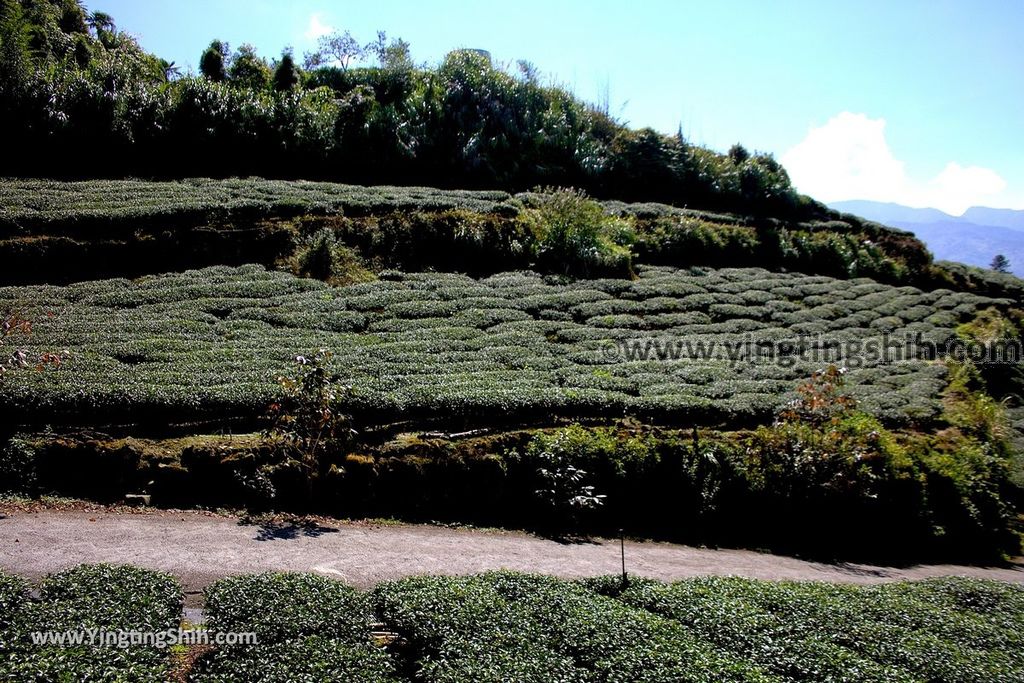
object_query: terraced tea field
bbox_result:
[0,178,520,230]
[5,566,1022,682]
[1,263,999,429]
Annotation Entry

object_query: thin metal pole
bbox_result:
[620,529,627,584]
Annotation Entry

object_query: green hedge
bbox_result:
[372,572,774,682]
[30,564,182,633]
[2,264,998,429]
[0,179,947,289]
[203,572,373,643]
[192,636,400,683]
[0,572,29,655]
[595,576,1024,683]
[6,566,1022,682]
[0,179,518,236]
[194,572,399,682]
[0,564,182,682]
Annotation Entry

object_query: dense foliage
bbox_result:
[2,0,1021,580]
[0,179,940,287]
[3,410,1016,558]
[0,564,182,681]
[590,574,1024,682]
[373,572,770,682]
[195,572,399,682]
[2,249,1017,556]
[4,566,1022,682]
[4,0,818,218]
[0,572,29,655]
[2,264,1003,428]
[376,572,1024,682]
[520,188,634,276]
[0,178,519,232]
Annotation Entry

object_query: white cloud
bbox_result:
[929,162,1006,212]
[782,112,1009,215]
[304,13,334,41]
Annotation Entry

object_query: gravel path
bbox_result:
[2,509,1021,604]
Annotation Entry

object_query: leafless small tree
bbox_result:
[305,30,365,72]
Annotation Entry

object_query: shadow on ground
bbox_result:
[538,531,603,546]
[239,517,340,542]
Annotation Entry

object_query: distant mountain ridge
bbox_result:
[828,200,1024,276]
[961,206,1024,231]
[830,200,960,225]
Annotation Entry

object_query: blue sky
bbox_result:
[96,0,1023,214]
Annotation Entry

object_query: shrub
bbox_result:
[203,572,372,643]
[0,264,1013,436]
[293,228,374,285]
[31,564,182,633]
[260,349,355,508]
[520,188,634,277]
[374,572,770,682]
[373,574,590,682]
[528,429,606,529]
[195,572,398,682]
[1,564,183,683]
[192,636,399,683]
[0,436,36,493]
[0,571,28,653]
[603,576,1024,682]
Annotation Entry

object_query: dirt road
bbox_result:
[2,509,1021,602]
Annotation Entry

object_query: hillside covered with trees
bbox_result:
[4,0,807,218]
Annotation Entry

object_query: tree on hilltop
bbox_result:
[273,49,299,91]
[991,254,1011,274]
[199,39,229,82]
[305,30,364,71]
[229,44,271,90]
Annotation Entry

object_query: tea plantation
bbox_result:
[0,178,520,231]
[0,564,182,682]
[0,178,951,288]
[0,263,1001,429]
[2,5,1021,678]
[3,565,1022,682]
[2,178,1023,560]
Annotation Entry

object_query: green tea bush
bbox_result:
[195,573,399,682]
[374,572,773,682]
[0,176,967,289]
[751,580,1024,681]
[0,572,29,653]
[31,564,182,633]
[599,575,1024,682]
[373,574,589,682]
[0,180,519,235]
[203,572,372,643]
[893,577,1024,632]
[601,576,916,682]
[1,564,183,683]
[192,636,400,683]
[9,562,1024,682]
[0,264,1009,435]
[483,572,776,682]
